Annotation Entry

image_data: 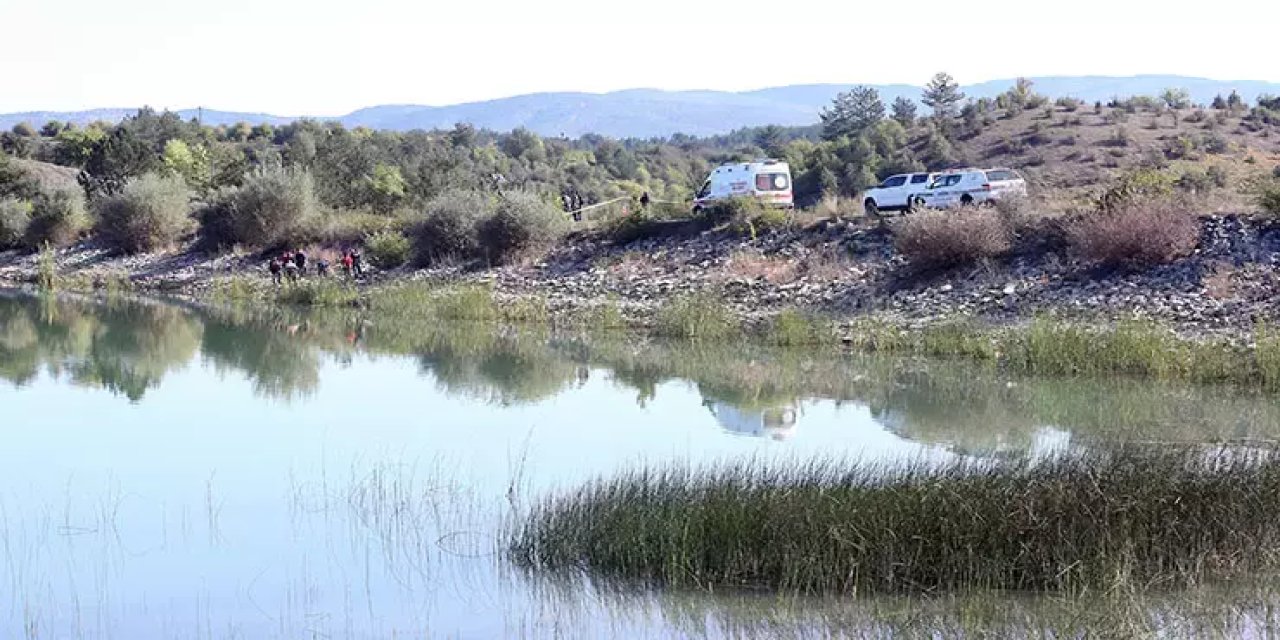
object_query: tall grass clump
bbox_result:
[894,208,1012,272]
[36,242,57,290]
[512,444,1280,595]
[479,191,568,264]
[654,293,738,341]
[1066,198,1199,269]
[94,173,193,253]
[23,186,89,250]
[410,189,494,265]
[199,166,315,249]
[764,308,832,346]
[0,197,32,249]
[364,229,411,269]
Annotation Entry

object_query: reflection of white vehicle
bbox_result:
[914,168,1027,209]
[707,402,798,441]
[693,159,793,212]
[862,172,935,216]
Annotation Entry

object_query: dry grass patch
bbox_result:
[723,250,798,284]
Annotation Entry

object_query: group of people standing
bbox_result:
[268,248,363,284]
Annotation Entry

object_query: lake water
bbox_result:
[3,289,1279,639]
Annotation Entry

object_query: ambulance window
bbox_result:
[756,173,790,191]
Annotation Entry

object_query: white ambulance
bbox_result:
[692,159,794,212]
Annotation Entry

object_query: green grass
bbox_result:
[762,308,835,347]
[275,278,359,307]
[511,444,1280,595]
[653,293,738,341]
[847,315,1280,391]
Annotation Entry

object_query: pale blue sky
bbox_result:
[2,0,1275,115]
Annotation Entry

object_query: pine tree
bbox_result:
[890,97,918,128]
[820,86,885,141]
[921,72,966,121]
[753,125,785,157]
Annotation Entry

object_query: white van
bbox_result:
[862,172,936,216]
[914,168,1028,209]
[693,159,793,212]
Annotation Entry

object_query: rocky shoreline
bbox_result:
[2,213,1279,339]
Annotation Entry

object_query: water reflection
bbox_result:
[4,289,1280,449]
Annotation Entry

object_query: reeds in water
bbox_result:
[511,444,1280,595]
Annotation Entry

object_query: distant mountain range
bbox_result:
[3,75,1278,139]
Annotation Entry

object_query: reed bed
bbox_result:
[511,445,1280,595]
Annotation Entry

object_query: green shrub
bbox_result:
[200,167,315,249]
[411,189,494,265]
[478,191,567,264]
[24,187,89,249]
[364,229,411,269]
[0,197,31,249]
[894,208,1013,272]
[1096,169,1176,212]
[698,196,765,227]
[1260,183,1280,216]
[94,173,193,253]
[1067,199,1199,269]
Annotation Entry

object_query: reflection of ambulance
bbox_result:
[693,159,793,212]
[708,402,799,441]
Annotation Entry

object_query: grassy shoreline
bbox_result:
[7,266,1280,393]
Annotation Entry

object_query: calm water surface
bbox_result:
[2,289,1278,638]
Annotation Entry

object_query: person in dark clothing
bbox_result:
[316,258,330,277]
[268,258,282,285]
[640,191,651,209]
[294,250,307,275]
[351,250,363,277]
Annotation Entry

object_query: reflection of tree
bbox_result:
[69,302,200,401]
[200,309,322,401]
[0,294,199,400]
[411,326,577,406]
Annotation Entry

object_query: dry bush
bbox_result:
[1066,198,1199,269]
[723,250,797,284]
[894,208,1013,272]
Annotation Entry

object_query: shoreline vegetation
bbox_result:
[509,444,1280,596]
[6,266,1280,394]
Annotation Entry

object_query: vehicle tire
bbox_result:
[960,194,974,208]
[864,199,880,217]
[692,205,703,216]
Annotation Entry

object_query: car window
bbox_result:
[985,170,1015,181]
[910,174,929,184]
[929,175,962,189]
[881,176,907,188]
[755,173,790,191]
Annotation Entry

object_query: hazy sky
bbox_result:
[2,0,1276,115]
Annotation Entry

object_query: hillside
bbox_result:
[3,75,1278,139]
[936,100,1280,199]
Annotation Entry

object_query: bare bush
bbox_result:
[1067,199,1199,269]
[894,208,1012,272]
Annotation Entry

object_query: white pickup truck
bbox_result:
[914,168,1028,209]
[862,172,935,216]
